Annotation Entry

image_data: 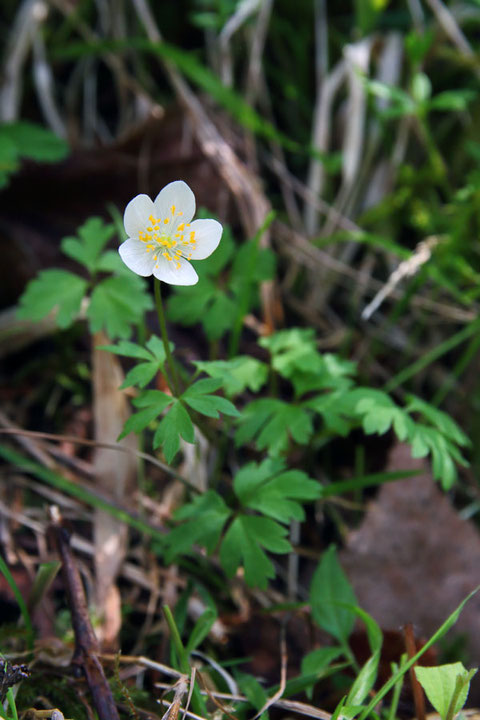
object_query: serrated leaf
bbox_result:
[219,515,290,588]
[182,378,239,418]
[118,404,165,440]
[351,388,414,440]
[310,546,357,643]
[194,357,268,397]
[118,390,174,440]
[98,340,153,361]
[88,274,152,339]
[184,378,223,395]
[153,401,195,463]
[61,217,115,274]
[17,269,88,329]
[165,491,231,559]
[405,394,470,447]
[234,459,321,523]
[235,398,313,455]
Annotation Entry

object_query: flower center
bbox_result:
[138,205,197,269]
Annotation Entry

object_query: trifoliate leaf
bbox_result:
[17,269,88,329]
[61,217,115,275]
[194,356,268,396]
[260,328,356,396]
[235,398,313,455]
[310,546,357,643]
[153,401,195,463]
[307,390,357,436]
[88,274,152,339]
[164,491,231,560]
[245,470,321,522]
[219,514,291,588]
[233,459,321,523]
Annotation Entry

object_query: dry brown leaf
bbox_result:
[340,442,480,700]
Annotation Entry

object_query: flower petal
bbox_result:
[187,219,223,259]
[154,180,196,225]
[152,256,199,286]
[124,194,155,238]
[119,238,156,277]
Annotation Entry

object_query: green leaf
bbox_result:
[17,269,88,329]
[88,274,153,339]
[236,673,268,711]
[118,390,173,439]
[154,401,195,463]
[0,134,19,187]
[234,459,321,523]
[165,491,231,558]
[220,515,290,589]
[202,292,238,340]
[350,388,414,440]
[345,607,383,706]
[235,398,313,455]
[100,336,169,389]
[99,340,153,361]
[410,425,464,490]
[168,279,236,341]
[231,240,276,286]
[2,121,69,162]
[182,378,239,419]
[414,663,477,720]
[260,328,355,396]
[61,217,115,274]
[310,546,357,643]
[301,648,343,677]
[429,90,476,112]
[185,607,218,654]
[405,395,470,447]
[194,356,268,397]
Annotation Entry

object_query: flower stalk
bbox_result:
[154,278,180,396]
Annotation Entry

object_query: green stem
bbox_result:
[154,278,180,396]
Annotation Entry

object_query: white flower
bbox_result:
[119,180,223,285]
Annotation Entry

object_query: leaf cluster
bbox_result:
[233,328,469,488]
[163,457,321,588]
[167,218,276,341]
[17,217,152,339]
